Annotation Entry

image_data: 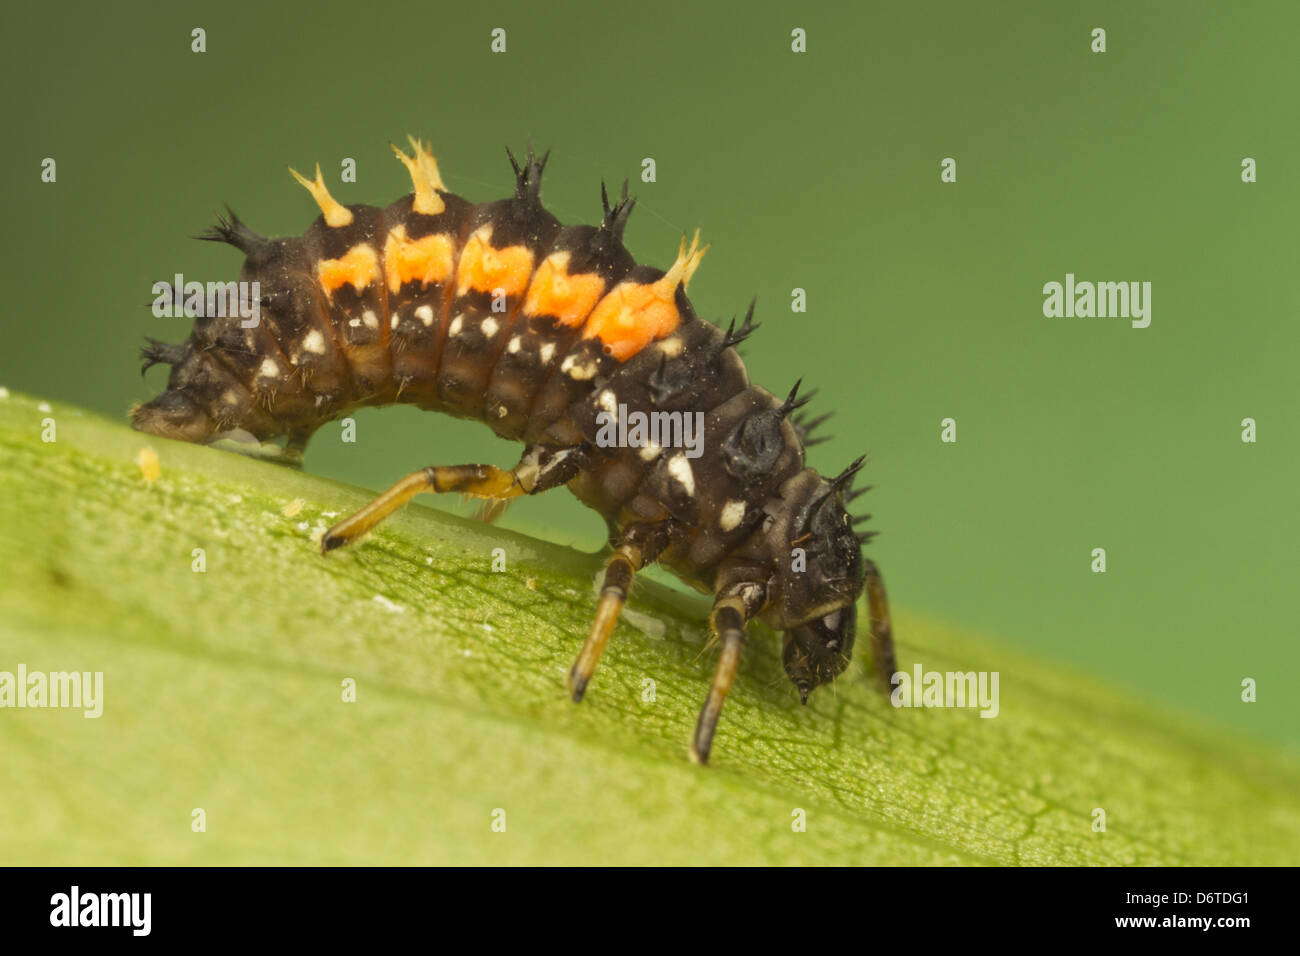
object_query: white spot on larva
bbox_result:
[302,329,327,355]
[561,354,597,380]
[597,390,617,414]
[348,317,361,327]
[667,453,696,496]
[219,389,240,407]
[515,446,543,488]
[448,314,464,336]
[481,317,499,338]
[539,446,575,475]
[720,499,746,531]
[415,305,434,327]
[495,404,508,418]
[507,335,522,354]
[390,312,400,330]
[639,441,662,462]
[539,343,556,364]
[660,337,683,358]
[258,358,279,379]
[363,310,379,330]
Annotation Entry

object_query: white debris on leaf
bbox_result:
[37,401,51,413]
[282,498,305,518]
[0,386,10,400]
[372,594,405,613]
[588,568,667,638]
[621,606,668,640]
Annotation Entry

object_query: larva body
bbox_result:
[134,140,895,764]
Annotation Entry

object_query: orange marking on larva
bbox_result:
[523,252,606,327]
[317,244,380,299]
[581,282,681,361]
[455,227,534,299]
[383,225,454,293]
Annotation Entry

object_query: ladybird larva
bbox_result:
[133,138,895,764]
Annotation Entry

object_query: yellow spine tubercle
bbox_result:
[288,163,354,228]
[407,136,446,193]
[654,229,709,298]
[391,138,447,216]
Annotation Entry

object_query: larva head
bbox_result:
[762,462,869,701]
[131,387,217,443]
[132,338,281,446]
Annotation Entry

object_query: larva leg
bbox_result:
[691,581,767,766]
[862,558,897,694]
[568,523,671,702]
[320,444,583,553]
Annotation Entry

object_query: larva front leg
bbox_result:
[319,444,586,553]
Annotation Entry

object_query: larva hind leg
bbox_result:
[319,444,585,553]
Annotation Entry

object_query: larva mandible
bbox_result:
[132,138,896,764]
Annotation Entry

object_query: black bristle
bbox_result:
[195,206,269,258]
[830,455,868,492]
[720,300,760,350]
[779,379,814,416]
[139,338,187,376]
[794,410,834,436]
[507,143,549,203]
[599,179,636,242]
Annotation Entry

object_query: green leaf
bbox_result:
[1,391,1296,865]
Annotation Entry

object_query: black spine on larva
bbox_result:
[434,148,564,422]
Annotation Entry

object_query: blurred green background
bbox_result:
[3,0,1296,751]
